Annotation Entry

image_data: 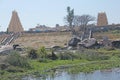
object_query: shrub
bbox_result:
[57,52,74,60]
[37,46,47,59]
[6,51,30,68]
[77,51,110,61]
[0,63,9,70]
[6,66,24,72]
[27,48,38,59]
[59,53,71,60]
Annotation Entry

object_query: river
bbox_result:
[22,68,120,80]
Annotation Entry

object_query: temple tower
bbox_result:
[8,10,24,33]
[97,12,108,26]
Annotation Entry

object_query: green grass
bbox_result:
[67,60,120,74]
[30,59,87,72]
[0,59,87,80]
[1,48,120,80]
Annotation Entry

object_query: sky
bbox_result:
[0,0,120,31]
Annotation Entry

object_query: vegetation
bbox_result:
[65,6,74,27]
[37,46,47,59]
[6,51,30,68]
[65,6,75,34]
[73,15,95,32]
[67,60,120,74]
[27,48,38,59]
[1,48,120,80]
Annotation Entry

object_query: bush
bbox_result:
[6,66,24,72]
[76,50,111,61]
[27,48,38,59]
[37,46,47,58]
[6,51,30,68]
[57,52,74,60]
[59,53,71,60]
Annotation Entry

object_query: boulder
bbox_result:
[112,40,120,48]
[68,37,80,47]
[78,38,99,48]
[51,46,62,50]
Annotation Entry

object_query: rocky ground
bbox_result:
[0,31,120,49]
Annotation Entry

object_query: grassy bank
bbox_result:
[1,59,120,80]
[1,48,120,80]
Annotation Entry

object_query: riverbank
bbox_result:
[1,60,120,80]
[1,49,120,80]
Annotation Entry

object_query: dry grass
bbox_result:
[93,32,120,40]
[0,31,119,49]
[0,55,7,63]
[12,32,72,48]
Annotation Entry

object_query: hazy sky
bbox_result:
[0,0,120,31]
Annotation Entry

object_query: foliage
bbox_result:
[76,50,111,61]
[81,53,110,61]
[6,51,30,68]
[2,49,120,79]
[56,51,77,60]
[66,6,74,27]
[65,6,75,34]
[6,66,24,73]
[37,46,47,59]
[27,48,38,59]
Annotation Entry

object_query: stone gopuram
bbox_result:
[97,12,108,26]
[8,10,24,33]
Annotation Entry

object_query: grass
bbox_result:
[0,59,87,80]
[30,59,87,71]
[94,30,120,40]
[1,48,120,80]
[67,60,120,74]
[13,32,71,48]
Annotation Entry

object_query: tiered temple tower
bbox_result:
[8,10,24,33]
[97,12,108,26]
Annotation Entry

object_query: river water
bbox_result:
[22,68,120,80]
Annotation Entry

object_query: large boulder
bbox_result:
[112,40,120,48]
[78,38,99,48]
[68,37,80,47]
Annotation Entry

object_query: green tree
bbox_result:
[65,6,75,34]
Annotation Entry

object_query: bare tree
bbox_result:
[73,15,81,27]
[73,14,95,31]
[80,14,95,26]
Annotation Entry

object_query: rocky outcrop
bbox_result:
[78,38,99,48]
[112,40,120,48]
[68,37,80,47]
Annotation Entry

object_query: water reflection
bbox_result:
[22,68,120,80]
